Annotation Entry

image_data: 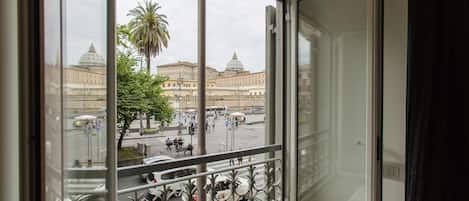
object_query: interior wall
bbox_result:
[382,0,407,199]
[0,0,20,200]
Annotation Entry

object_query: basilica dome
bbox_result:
[225,52,244,71]
[78,43,105,66]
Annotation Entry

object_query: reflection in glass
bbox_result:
[44,0,63,200]
[205,0,276,152]
[63,0,108,200]
[297,0,369,200]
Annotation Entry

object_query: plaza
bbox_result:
[118,114,267,201]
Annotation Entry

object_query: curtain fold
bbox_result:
[405,0,468,201]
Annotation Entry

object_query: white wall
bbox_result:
[382,0,408,199]
[0,0,19,200]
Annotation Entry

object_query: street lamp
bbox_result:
[176,76,184,135]
[74,115,97,167]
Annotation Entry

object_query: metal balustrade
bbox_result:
[63,145,282,201]
[118,144,282,201]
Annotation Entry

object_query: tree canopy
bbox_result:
[128,0,170,73]
[116,51,173,150]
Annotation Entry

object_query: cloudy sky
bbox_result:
[65,0,275,73]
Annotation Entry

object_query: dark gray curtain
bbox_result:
[405,0,468,201]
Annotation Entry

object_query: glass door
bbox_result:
[295,0,376,200]
[41,0,116,200]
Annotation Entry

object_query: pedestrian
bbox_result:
[229,159,235,166]
[178,137,184,148]
[165,138,172,151]
[186,144,193,155]
[96,119,101,134]
[72,159,82,168]
[237,156,243,165]
[205,120,209,133]
[173,138,179,150]
[190,122,195,135]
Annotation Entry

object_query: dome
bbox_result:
[225,52,244,71]
[78,43,105,66]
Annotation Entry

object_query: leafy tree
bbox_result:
[117,24,132,49]
[143,75,173,125]
[116,51,173,150]
[133,71,173,123]
[117,51,142,150]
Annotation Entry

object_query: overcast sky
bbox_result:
[65,0,275,73]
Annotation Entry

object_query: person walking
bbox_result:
[173,137,179,150]
[237,156,243,165]
[224,118,229,128]
[177,137,184,149]
[165,138,172,151]
[212,119,215,131]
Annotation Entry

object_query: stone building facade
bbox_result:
[63,44,106,116]
[158,52,266,111]
[62,46,266,115]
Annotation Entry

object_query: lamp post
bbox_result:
[177,76,184,135]
[74,115,97,167]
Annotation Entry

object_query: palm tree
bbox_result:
[128,0,170,74]
[128,0,170,128]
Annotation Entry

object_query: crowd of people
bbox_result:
[165,137,193,155]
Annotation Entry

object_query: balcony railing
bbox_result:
[118,144,282,201]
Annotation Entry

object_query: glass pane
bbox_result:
[297,0,369,200]
[63,0,108,199]
[44,0,63,200]
[205,0,275,152]
[115,0,196,199]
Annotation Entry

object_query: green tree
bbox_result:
[144,75,173,125]
[128,0,170,128]
[116,51,173,150]
[117,52,142,150]
[117,24,132,49]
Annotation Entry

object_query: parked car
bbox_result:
[64,183,106,201]
[144,166,215,200]
[141,155,174,181]
[181,175,250,201]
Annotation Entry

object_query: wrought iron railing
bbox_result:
[118,144,282,201]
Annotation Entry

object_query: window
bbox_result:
[39,0,382,200]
